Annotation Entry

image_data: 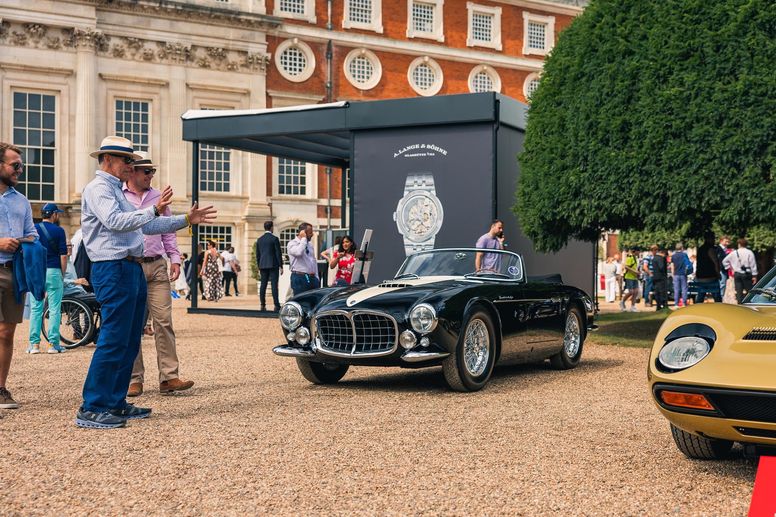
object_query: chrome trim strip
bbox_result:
[272,345,316,358]
[401,350,450,362]
[312,310,399,358]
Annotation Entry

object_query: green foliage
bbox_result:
[622,225,776,252]
[249,242,258,281]
[516,0,776,252]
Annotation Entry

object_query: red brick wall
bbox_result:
[264,0,581,220]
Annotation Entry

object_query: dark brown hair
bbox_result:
[0,142,22,162]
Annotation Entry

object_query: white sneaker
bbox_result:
[629,306,639,312]
[619,301,626,311]
[26,344,40,354]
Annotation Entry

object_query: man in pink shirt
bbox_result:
[122,152,194,397]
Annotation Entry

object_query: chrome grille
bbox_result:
[315,314,353,353]
[314,311,397,356]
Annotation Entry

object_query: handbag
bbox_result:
[231,260,241,273]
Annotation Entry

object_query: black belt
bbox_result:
[291,271,315,276]
[142,255,163,263]
[125,256,144,264]
[0,261,12,269]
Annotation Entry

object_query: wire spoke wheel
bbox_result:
[563,310,581,357]
[463,318,490,377]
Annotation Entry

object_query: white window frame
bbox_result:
[406,0,445,43]
[407,56,443,97]
[343,0,384,33]
[466,3,502,51]
[523,72,541,101]
[273,158,316,199]
[275,39,316,83]
[278,227,299,264]
[273,0,316,23]
[522,12,555,56]
[105,82,162,167]
[468,65,502,93]
[11,89,58,203]
[343,48,383,91]
[198,225,233,251]
[113,97,152,152]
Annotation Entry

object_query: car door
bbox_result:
[518,282,566,360]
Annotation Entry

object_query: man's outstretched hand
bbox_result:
[188,202,217,225]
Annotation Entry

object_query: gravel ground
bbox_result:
[0,300,755,516]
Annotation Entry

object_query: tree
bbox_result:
[515,0,776,253]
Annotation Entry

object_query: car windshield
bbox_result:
[395,249,524,281]
[744,265,776,304]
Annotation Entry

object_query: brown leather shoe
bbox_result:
[127,382,143,397]
[160,378,194,394]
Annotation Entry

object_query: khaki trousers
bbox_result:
[132,258,179,383]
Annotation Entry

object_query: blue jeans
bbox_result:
[673,275,688,305]
[720,272,728,298]
[29,268,64,345]
[290,273,318,295]
[695,279,722,303]
[643,276,653,306]
[81,260,147,412]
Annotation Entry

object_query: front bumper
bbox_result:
[652,383,776,445]
[273,344,449,366]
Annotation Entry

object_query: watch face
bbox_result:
[400,192,440,243]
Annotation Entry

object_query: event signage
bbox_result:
[353,124,494,283]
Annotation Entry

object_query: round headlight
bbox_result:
[409,304,437,334]
[295,326,310,346]
[399,330,417,350]
[279,302,303,331]
[658,336,711,370]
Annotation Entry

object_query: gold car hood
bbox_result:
[650,303,776,391]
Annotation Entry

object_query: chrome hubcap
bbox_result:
[564,312,581,357]
[463,318,490,376]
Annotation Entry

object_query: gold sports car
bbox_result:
[648,272,776,459]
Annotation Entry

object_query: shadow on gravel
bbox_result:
[309,357,625,394]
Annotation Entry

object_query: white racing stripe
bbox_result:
[345,276,463,307]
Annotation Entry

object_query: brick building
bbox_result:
[0,0,585,293]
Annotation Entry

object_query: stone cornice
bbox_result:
[0,19,271,73]
[85,0,282,31]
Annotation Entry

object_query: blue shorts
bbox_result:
[624,279,639,290]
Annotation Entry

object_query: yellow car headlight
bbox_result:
[658,336,711,371]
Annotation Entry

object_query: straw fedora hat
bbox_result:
[132,151,158,168]
[89,135,143,160]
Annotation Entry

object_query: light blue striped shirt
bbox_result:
[0,187,38,263]
[81,171,187,262]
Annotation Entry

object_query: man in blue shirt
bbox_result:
[76,136,217,429]
[27,203,68,354]
[0,142,38,413]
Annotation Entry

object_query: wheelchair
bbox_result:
[42,292,101,349]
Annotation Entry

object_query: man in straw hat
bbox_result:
[123,151,194,398]
[76,136,216,429]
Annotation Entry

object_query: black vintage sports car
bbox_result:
[273,249,595,392]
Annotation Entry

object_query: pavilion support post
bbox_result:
[341,167,347,229]
[190,141,200,309]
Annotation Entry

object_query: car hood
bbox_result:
[314,276,475,313]
[650,303,776,391]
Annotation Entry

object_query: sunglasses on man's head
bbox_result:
[142,168,156,176]
[109,154,135,165]
[1,161,24,172]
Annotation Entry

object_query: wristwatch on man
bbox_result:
[393,172,444,256]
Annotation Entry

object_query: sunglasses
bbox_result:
[109,154,135,165]
[1,161,24,172]
[141,168,156,176]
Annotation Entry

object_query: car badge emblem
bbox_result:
[508,266,520,277]
[347,297,358,307]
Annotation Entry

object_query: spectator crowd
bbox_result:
[602,234,759,311]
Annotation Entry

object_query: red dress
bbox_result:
[334,252,356,285]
